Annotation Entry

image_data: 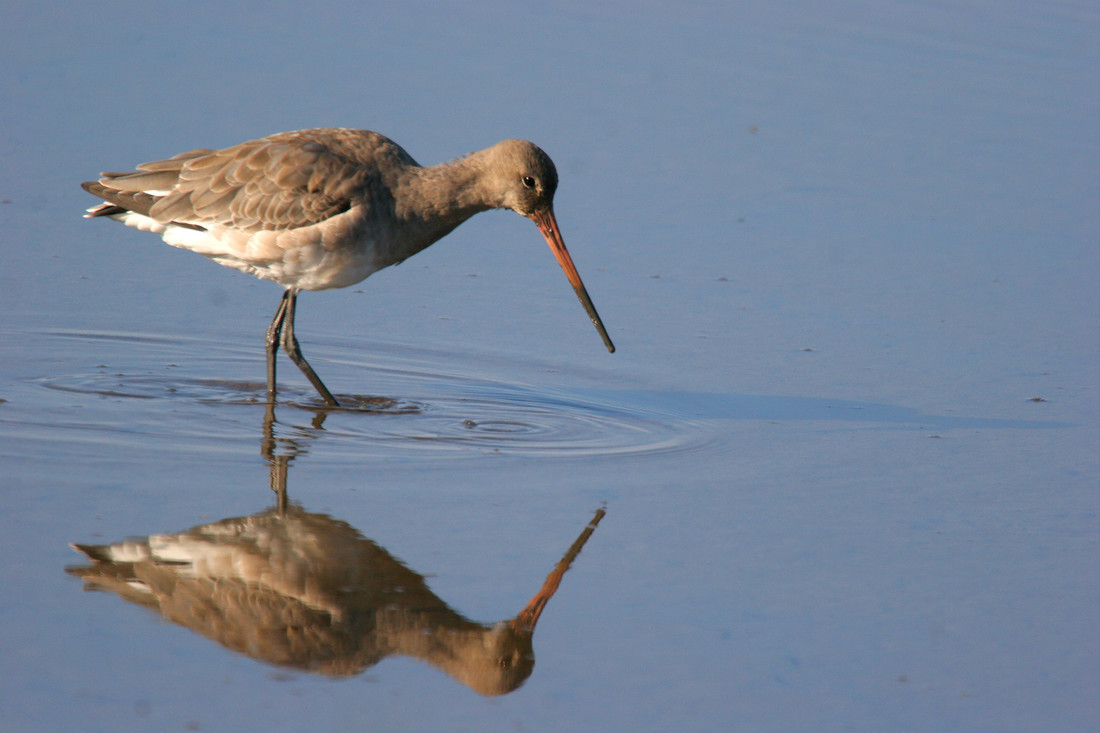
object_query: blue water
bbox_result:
[1,2,1097,731]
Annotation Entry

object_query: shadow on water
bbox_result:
[587,389,1070,431]
[66,402,606,696]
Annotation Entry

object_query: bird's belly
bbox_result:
[265,246,381,291]
[199,230,385,291]
[143,208,413,291]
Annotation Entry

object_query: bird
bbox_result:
[82,128,615,407]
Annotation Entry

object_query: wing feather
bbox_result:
[88,131,399,233]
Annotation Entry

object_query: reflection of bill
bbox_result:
[68,506,604,696]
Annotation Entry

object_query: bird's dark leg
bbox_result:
[279,288,339,407]
[264,292,290,403]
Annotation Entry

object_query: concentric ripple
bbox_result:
[317,383,707,458]
[33,371,710,459]
[29,330,716,459]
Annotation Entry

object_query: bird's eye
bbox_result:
[521,176,536,189]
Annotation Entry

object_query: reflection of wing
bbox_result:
[71,544,373,675]
[69,509,393,674]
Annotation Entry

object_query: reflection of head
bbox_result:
[444,622,536,696]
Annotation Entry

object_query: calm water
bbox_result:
[1,2,1097,731]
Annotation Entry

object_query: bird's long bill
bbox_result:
[531,208,615,353]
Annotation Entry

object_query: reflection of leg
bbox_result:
[260,385,285,513]
[513,508,606,632]
[261,399,303,517]
[265,291,290,402]
[270,455,289,516]
[280,288,339,407]
[261,399,276,461]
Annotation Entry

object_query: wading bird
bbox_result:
[82,129,614,406]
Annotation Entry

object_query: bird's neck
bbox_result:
[398,147,503,230]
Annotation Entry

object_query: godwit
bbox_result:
[82,128,614,406]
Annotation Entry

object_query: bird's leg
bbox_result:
[279,288,340,407]
[265,292,290,403]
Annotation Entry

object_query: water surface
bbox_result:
[1,2,1097,731]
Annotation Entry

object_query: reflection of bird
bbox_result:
[82,129,614,406]
[68,507,604,696]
